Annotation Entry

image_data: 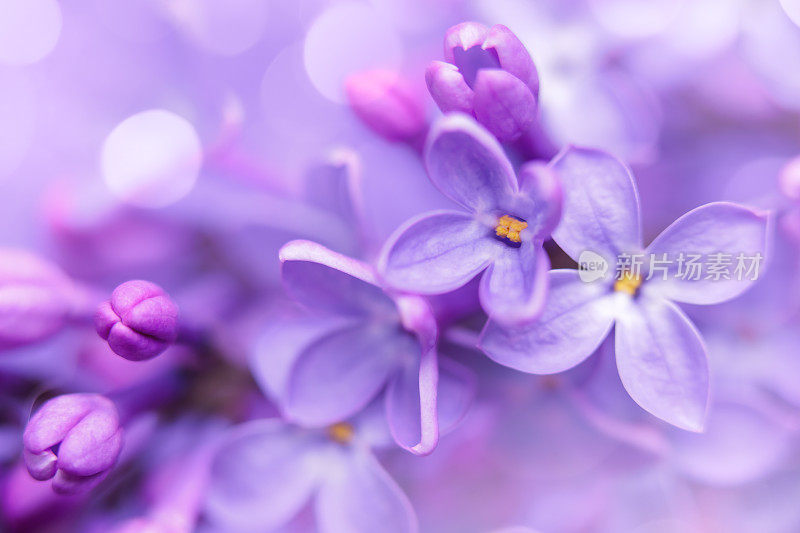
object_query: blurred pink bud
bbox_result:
[345,69,427,143]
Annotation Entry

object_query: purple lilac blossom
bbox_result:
[379,113,562,325]
[94,280,179,361]
[481,146,770,431]
[22,394,123,495]
[3,1,800,531]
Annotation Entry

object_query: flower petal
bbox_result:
[424,114,518,212]
[425,61,474,114]
[379,210,500,294]
[615,295,709,432]
[384,343,439,455]
[484,24,539,95]
[315,448,418,533]
[644,202,771,305]
[479,242,550,325]
[285,324,414,426]
[513,161,563,237]
[479,269,616,373]
[280,240,396,318]
[204,420,320,531]
[472,69,537,143]
[551,146,642,264]
[436,355,477,433]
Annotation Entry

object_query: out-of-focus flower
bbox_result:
[23,394,122,494]
[95,280,179,361]
[345,69,427,145]
[0,248,78,351]
[380,114,561,325]
[481,146,770,431]
[265,239,474,455]
[426,22,539,142]
[779,156,800,203]
[204,417,418,533]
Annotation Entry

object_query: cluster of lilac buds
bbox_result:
[3,1,800,532]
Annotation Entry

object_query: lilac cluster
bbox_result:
[1,1,800,532]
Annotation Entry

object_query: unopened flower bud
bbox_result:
[345,69,427,143]
[23,394,123,494]
[0,248,75,350]
[95,280,179,361]
[427,22,539,142]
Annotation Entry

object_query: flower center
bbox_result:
[495,215,528,244]
[614,270,642,295]
[327,422,355,444]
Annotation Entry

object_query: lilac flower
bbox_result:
[426,22,539,142]
[345,69,427,145]
[95,280,179,361]
[379,114,562,325]
[204,417,418,533]
[260,239,474,456]
[23,393,123,494]
[481,146,770,431]
[0,248,78,350]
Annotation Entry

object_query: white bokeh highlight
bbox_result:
[0,0,62,66]
[102,110,202,208]
[304,1,402,103]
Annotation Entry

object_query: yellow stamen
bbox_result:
[495,215,527,243]
[327,422,354,444]
[614,270,642,295]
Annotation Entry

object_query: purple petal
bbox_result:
[384,342,439,455]
[644,202,771,305]
[551,146,642,264]
[484,24,539,95]
[280,240,396,318]
[513,161,563,237]
[443,22,490,64]
[285,324,414,426]
[424,114,518,213]
[23,394,99,453]
[615,295,709,432]
[303,149,364,230]
[379,210,500,294]
[479,270,616,373]
[425,61,474,114]
[204,420,320,531]
[57,409,122,477]
[315,449,418,533]
[479,242,550,325]
[472,69,537,143]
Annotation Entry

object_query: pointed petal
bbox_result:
[385,344,439,455]
[315,449,418,533]
[285,324,414,426]
[479,242,550,325]
[644,202,771,305]
[615,296,709,432]
[436,355,477,433]
[472,69,537,142]
[205,420,320,531]
[443,22,490,63]
[551,146,642,264]
[513,161,563,237]
[424,114,518,212]
[280,240,396,318]
[425,61,474,114]
[479,269,616,373]
[484,24,539,95]
[379,210,500,294]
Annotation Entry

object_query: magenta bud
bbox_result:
[95,280,179,361]
[432,22,539,143]
[779,156,800,202]
[23,394,123,494]
[345,69,427,143]
[0,248,75,350]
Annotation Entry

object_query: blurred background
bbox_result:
[2,0,800,532]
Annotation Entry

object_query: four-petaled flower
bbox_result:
[379,114,562,326]
[480,146,770,431]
